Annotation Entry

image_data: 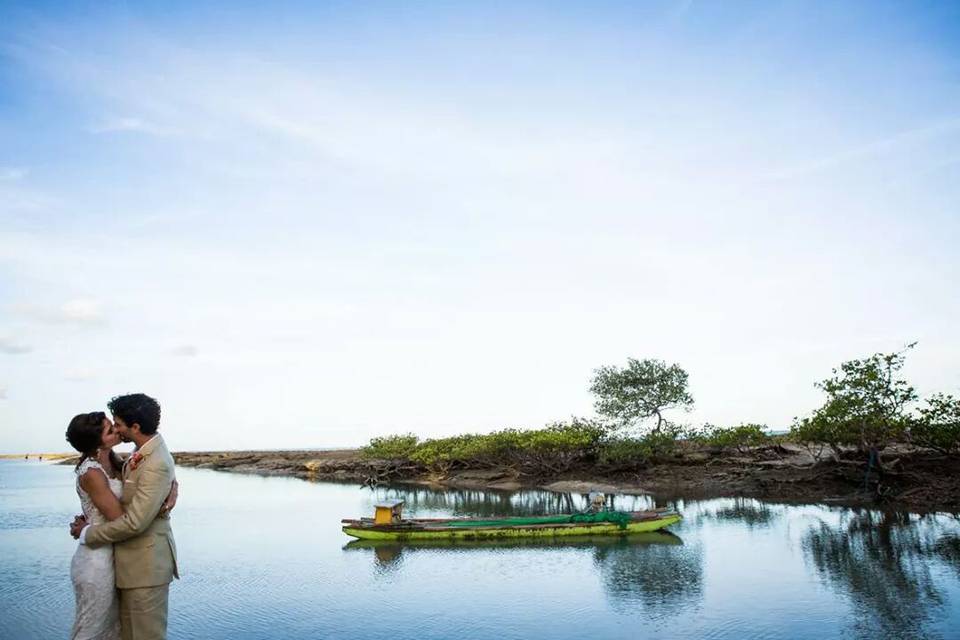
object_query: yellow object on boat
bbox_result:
[373,500,404,525]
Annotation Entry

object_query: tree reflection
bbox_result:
[801,510,959,637]
[703,497,781,529]
[368,486,654,517]
[933,533,960,580]
[592,535,703,616]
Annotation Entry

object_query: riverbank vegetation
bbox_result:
[359,346,959,506]
[163,346,959,512]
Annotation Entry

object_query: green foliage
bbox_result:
[408,435,477,472]
[370,418,608,475]
[596,437,653,467]
[911,393,960,454]
[589,358,694,433]
[793,345,917,454]
[789,402,852,461]
[596,423,684,469]
[696,423,769,453]
[360,433,419,459]
[640,422,684,456]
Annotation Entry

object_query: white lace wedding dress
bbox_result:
[70,458,122,640]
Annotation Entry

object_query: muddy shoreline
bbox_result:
[147,446,960,514]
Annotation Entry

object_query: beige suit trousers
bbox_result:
[119,585,169,640]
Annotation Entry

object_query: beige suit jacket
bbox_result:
[85,434,180,589]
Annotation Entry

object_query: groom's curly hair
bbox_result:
[108,393,162,435]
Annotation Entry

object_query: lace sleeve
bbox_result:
[76,458,105,477]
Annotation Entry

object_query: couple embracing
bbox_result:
[65,393,179,640]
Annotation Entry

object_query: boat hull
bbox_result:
[344,529,683,550]
[342,513,681,541]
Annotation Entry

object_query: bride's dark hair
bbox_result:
[65,412,121,473]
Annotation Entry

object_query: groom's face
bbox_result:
[113,415,134,442]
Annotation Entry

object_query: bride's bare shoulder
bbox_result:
[78,464,110,490]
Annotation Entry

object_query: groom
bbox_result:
[72,393,180,640]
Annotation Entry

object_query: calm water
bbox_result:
[2,460,959,639]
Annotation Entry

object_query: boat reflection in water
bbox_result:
[345,529,684,568]
[344,527,704,617]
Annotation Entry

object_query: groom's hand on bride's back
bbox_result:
[70,515,87,539]
[159,479,179,518]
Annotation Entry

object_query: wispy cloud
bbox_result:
[0,167,27,181]
[0,175,57,214]
[0,336,32,355]
[11,299,105,326]
[170,344,199,357]
[60,299,104,324]
[89,116,175,136]
[0,386,7,400]
[765,117,960,181]
[64,368,96,382]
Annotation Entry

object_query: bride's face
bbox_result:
[100,418,120,450]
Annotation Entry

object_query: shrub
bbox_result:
[789,403,852,462]
[363,419,607,475]
[509,419,605,473]
[597,437,653,468]
[409,435,474,472]
[910,394,960,454]
[641,422,684,456]
[596,423,683,469]
[700,423,769,453]
[360,433,419,459]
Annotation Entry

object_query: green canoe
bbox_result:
[343,529,683,551]
[341,509,682,541]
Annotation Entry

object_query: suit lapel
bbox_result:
[123,435,163,480]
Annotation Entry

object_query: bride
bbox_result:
[65,412,177,640]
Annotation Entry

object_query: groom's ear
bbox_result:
[131,423,142,434]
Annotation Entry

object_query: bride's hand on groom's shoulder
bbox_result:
[69,514,86,539]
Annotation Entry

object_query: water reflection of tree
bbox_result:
[371,486,654,517]
[801,510,959,638]
[933,533,960,580]
[703,497,781,529]
[592,537,703,617]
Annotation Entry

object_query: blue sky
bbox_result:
[1,1,959,452]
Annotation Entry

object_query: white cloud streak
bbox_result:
[764,117,960,181]
[0,167,27,181]
[10,299,105,326]
[63,368,96,382]
[0,337,32,355]
[89,116,176,136]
